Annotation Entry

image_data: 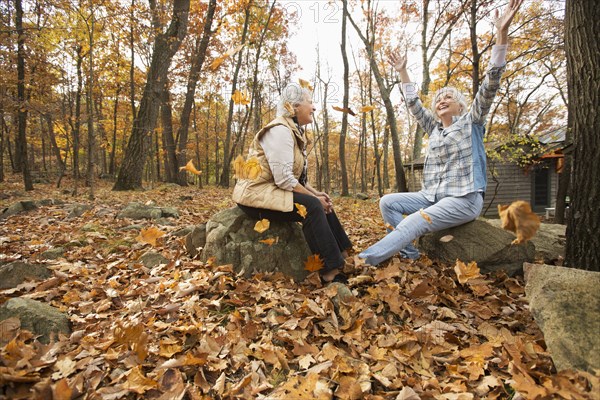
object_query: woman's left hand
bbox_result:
[494,0,524,32]
[317,194,333,213]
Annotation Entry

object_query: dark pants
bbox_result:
[237,192,351,273]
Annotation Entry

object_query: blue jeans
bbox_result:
[359,191,483,265]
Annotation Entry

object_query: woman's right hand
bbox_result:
[317,195,333,214]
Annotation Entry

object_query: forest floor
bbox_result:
[0,176,598,399]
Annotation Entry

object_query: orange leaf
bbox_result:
[52,378,72,400]
[419,208,432,224]
[179,159,202,175]
[304,254,324,272]
[254,219,270,233]
[332,105,356,116]
[454,259,481,284]
[498,201,540,244]
[259,237,279,246]
[233,155,262,180]
[295,203,307,218]
[359,105,375,113]
[209,44,244,71]
[136,227,166,247]
[232,90,251,105]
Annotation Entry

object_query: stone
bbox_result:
[486,219,565,263]
[0,298,71,343]
[172,226,194,237]
[0,262,52,290]
[356,193,370,201]
[66,204,93,219]
[139,252,169,268]
[418,219,535,276]
[200,207,312,281]
[185,224,207,257]
[117,202,179,220]
[0,200,37,220]
[39,247,65,260]
[524,263,600,373]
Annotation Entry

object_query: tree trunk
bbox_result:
[86,7,96,199]
[73,44,83,184]
[109,85,121,176]
[15,0,33,190]
[129,0,137,121]
[219,3,251,187]
[338,0,350,196]
[564,0,600,271]
[160,86,177,182]
[175,0,216,186]
[113,0,190,191]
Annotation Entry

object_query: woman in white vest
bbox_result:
[232,83,351,283]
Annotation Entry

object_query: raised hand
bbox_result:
[388,51,407,73]
[494,0,524,33]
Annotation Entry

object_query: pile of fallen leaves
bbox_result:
[0,178,598,399]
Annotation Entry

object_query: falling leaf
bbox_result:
[298,78,314,91]
[209,44,244,71]
[233,155,262,180]
[295,203,307,218]
[179,159,202,175]
[454,259,481,284]
[419,208,432,224]
[136,227,166,247]
[259,237,278,246]
[304,254,324,272]
[254,219,270,233]
[332,105,356,116]
[440,235,454,242]
[232,90,251,105]
[498,201,540,244]
[359,105,375,113]
[284,101,296,116]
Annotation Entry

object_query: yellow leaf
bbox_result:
[295,203,307,218]
[259,237,279,246]
[497,201,540,244]
[454,259,481,284]
[179,159,202,175]
[419,208,432,224]
[359,105,375,113]
[304,254,324,272]
[136,227,166,247]
[124,366,158,394]
[254,219,270,233]
[209,44,244,71]
[234,155,245,179]
[244,157,262,180]
[299,78,314,91]
[232,89,251,105]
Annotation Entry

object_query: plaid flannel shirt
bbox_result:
[403,63,505,202]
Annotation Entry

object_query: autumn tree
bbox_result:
[564,0,600,271]
[113,0,190,190]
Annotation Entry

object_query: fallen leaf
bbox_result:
[254,219,270,233]
[304,254,324,272]
[179,159,202,175]
[52,378,73,400]
[419,208,432,223]
[124,366,158,394]
[295,203,307,218]
[440,235,454,242]
[259,237,278,246]
[454,259,481,284]
[136,227,166,247]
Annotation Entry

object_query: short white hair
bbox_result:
[276,83,312,118]
[431,87,468,122]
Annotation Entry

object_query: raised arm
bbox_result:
[471,0,524,123]
[389,52,438,134]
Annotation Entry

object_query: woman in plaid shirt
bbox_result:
[359,0,523,266]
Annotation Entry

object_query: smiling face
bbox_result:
[432,87,467,127]
[294,96,316,126]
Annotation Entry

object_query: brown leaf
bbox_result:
[498,201,540,244]
[304,254,324,272]
[52,378,72,400]
[332,105,356,116]
[454,259,481,284]
[419,208,432,223]
[136,226,166,247]
[124,366,158,394]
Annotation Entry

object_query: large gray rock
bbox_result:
[198,207,312,281]
[185,224,207,257]
[524,263,600,373]
[0,200,37,220]
[117,202,179,220]
[0,298,71,343]
[486,219,565,263]
[418,219,535,275]
[0,262,52,290]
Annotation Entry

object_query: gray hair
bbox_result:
[276,83,312,118]
[431,87,468,122]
